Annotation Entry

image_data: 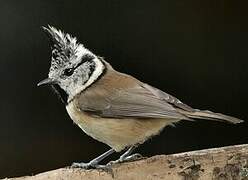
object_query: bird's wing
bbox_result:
[140,83,243,124]
[76,66,242,124]
[77,83,187,120]
[141,83,195,112]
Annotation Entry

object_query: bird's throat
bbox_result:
[51,84,69,104]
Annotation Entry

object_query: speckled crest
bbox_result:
[42,26,83,72]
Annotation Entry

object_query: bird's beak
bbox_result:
[37,78,57,87]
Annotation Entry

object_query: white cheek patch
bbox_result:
[68,58,105,101]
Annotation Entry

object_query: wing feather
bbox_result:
[141,83,195,112]
[77,83,187,119]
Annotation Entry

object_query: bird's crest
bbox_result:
[42,25,83,70]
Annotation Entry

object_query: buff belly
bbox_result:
[66,102,178,152]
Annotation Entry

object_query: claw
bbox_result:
[122,153,143,162]
[70,162,114,177]
[71,162,94,169]
[107,153,144,166]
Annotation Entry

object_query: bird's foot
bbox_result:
[71,161,98,169]
[107,153,143,166]
[71,161,114,175]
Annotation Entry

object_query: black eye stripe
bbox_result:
[74,60,84,69]
[63,54,95,76]
[72,55,94,69]
[82,54,94,62]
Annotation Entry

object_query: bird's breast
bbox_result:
[66,100,176,152]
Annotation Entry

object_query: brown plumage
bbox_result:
[39,26,243,168]
[66,60,243,152]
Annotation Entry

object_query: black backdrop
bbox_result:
[0,0,247,178]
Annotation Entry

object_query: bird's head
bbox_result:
[38,26,105,103]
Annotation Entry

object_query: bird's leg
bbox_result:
[71,149,115,169]
[119,146,140,162]
[107,146,143,165]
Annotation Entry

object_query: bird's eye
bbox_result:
[64,68,74,76]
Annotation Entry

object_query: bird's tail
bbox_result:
[180,109,243,124]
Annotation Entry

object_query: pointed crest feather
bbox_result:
[42,25,83,69]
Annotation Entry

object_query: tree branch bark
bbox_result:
[5,144,248,180]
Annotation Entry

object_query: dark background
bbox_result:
[0,0,247,178]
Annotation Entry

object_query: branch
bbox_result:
[5,144,248,180]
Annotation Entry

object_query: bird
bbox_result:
[38,25,243,169]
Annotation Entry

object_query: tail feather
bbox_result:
[180,109,244,124]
